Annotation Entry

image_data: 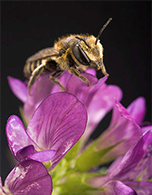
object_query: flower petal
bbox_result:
[113,130,152,181]
[102,180,136,195]
[85,68,96,76]
[23,73,54,122]
[67,73,122,141]
[6,115,34,159]
[96,100,142,158]
[124,181,152,195]
[8,76,28,103]
[86,81,122,140]
[27,150,56,162]
[27,92,87,168]
[66,72,98,105]
[23,71,71,122]
[107,156,123,173]
[127,97,146,125]
[4,159,52,195]
[50,71,72,93]
[16,145,36,161]
[88,130,152,188]
[141,125,152,134]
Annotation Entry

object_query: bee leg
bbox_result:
[68,67,90,86]
[101,64,109,76]
[50,70,66,91]
[28,64,45,95]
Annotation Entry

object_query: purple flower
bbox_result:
[6,92,87,169]
[87,129,152,195]
[8,72,71,122]
[0,159,52,195]
[66,72,122,142]
[6,69,152,194]
[8,70,122,143]
[127,97,146,125]
[96,98,143,157]
[75,98,143,172]
[97,180,137,195]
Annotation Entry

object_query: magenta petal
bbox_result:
[109,100,136,127]
[85,81,122,140]
[23,73,55,122]
[67,73,98,104]
[102,180,136,195]
[50,71,72,93]
[16,145,36,161]
[67,73,122,141]
[5,159,52,195]
[141,125,152,134]
[124,181,152,195]
[8,76,28,103]
[23,72,71,122]
[6,115,33,158]
[85,68,96,76]
[127,97,146,125]
[89,130,152,188]
[97,100,142,157]
[27,92,87,168]
[113,130,152,181]
[107,156,123,173]
[27,150,56,162]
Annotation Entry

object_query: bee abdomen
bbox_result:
[24,59,42,78]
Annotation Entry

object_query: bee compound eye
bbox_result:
[72,44,90,66]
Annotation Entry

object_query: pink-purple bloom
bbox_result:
[97,98,142,156]
[4,69,151,195]
[75,97,143,172]
[8,70,122,144]
[127,97,146,125]
[87,129,152,195]
[0,159,52,195]
[6,92,87,169]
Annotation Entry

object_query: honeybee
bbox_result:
[24,18,112,94]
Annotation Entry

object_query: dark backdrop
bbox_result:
[1,2,151,181]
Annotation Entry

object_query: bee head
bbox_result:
[71,35,108,76]
[71,18,112,76]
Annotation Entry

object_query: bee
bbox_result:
[24,18,112,94]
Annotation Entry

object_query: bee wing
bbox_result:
[26,47,59,63]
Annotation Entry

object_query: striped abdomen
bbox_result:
[24,59,43,78]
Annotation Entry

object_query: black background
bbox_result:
[1,2,151,181]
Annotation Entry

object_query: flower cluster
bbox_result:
[1,69,151,195]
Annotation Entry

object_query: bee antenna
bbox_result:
[95,18,112,45]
